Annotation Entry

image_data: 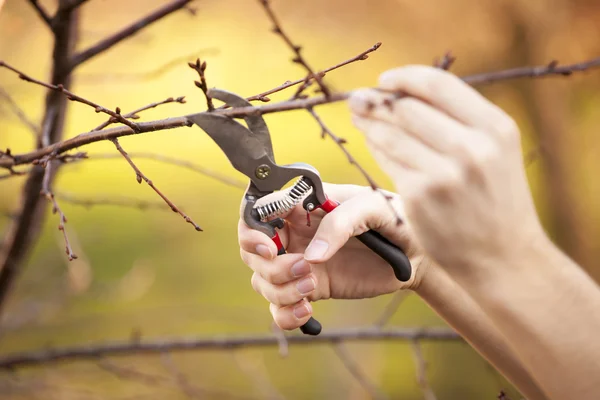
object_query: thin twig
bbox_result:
[434,51,457,70]
[71,0,194,69]
[87,152,246,189]
[242,42,382,103]
[332,341,389,400]
[0,61,140,132]
[40,160,78,261]
[188,59,215,110]
[2,57,600,171]
[410,340,437,400]
[110,139,202,231]
[258,0,331,98]
[59,0,90,12]
[271,322,289,357]
[0,86,40,137]
[0,326,461,369]
[91,96,186,132]
[27,0,52,27]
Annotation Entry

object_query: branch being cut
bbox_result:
[70,0,194,69]
[2,57,599,171]
[110,139,202,231]
[0,61,140,132]
[258,0,331,98]
[0,326,460,369]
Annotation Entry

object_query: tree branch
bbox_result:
[55,191,166,210]
[70,0,194,69]
[258,0,331,98]
[27,0,52,27]
[0,326,460,369]
[110,139,202,231]
[410,340,437,400]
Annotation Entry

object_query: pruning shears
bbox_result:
[187,89,412,336]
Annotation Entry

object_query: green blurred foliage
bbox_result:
[0,0,599,398]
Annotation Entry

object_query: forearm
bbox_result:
[453,235,600,400]
[415,262,549,400]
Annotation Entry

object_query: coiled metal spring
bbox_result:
[255,177,312,221]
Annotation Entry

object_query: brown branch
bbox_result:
[410,340,437,400]
[87,152,246,189]
[0,61,140,132]
[40,160,78,261]
[59,0,90,12]
[110,139,202,231]
[71,0,194,69]
[55,191,166,211]
[0,326,460,369]
[1,57,599,171]
[332,341,389,400]
[258,0,331,98]
[243,42,382,103]
[27,0,52,27]
[0,86,40,137]
[433,51,457,70]
[188,59,214,110]
[91,96,186,132]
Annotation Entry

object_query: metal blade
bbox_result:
[206,89,275,162]
[188,112,273,180]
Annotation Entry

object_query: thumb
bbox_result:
[304,189,410,263]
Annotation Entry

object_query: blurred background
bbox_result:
[1,0,599,398]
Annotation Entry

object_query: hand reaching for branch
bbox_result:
[349,65,600,400]
[238,183,429,330]
[349,65,544,278]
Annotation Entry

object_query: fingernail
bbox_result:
[293,302,312,319]
[296,277,315,295]
[305,240,328,261]
[291,259,311,277]
[256,244,273,259]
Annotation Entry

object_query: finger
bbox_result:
[238,218,279,260]
[251,272,317,307]
[303,186,418,263]
[374,65,516,137]
[352,115,456,175]
[270,300,313,330]
[366,144,425,199]
[241,251,312,285]
[349,89,476,155]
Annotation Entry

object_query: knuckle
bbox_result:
[494,115,520,143]
[426,164,464,195]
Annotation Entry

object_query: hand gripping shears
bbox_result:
[187,89,412,336]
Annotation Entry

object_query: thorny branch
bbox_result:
[258,0,331,99]
[110,138,202,231]
[70,0,194,69]
[0,326,460,369]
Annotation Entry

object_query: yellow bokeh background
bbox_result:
[1,0,599,398]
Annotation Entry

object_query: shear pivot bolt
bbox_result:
[255,164,271,179]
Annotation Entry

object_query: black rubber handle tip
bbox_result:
[300,317,322,336]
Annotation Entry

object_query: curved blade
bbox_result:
[188,112,272,179]
[207,89,275,162]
